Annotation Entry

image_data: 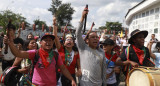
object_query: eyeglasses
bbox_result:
[66,39,73,42]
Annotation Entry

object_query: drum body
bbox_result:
[127,67,160,86]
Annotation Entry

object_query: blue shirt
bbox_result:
[106,58,115,68]
[154,53,160,68]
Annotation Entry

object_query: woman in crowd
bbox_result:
[12,38,38,86]
[53,17,81,86]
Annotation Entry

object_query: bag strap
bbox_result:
[53,51,59,70]
[106,52,115,68]
[125,46,130,61]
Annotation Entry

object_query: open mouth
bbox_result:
[67,43,72,46]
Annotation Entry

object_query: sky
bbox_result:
[0,0,143,30]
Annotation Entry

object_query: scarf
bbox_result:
[39,48,54,68]
[132,45,146,65]
[65,49,74,66]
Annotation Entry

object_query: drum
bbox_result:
[127,67,160,86]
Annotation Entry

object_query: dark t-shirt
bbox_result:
[120,45,150,66]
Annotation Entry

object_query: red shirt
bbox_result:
[105,52,118,62]
[58,46,79,74]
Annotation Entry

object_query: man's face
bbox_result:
[40,37,54,51]
[103,45,114,52]
[151,35,155,39]
[133,33,145,47]
[15,43,23,50]
[87,32,99,49]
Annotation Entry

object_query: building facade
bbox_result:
[125,0,160,45]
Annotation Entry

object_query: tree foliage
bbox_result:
[48,0,75,26]
[0,10,29,33]
[105,21,122,32]
[33,18,47,30]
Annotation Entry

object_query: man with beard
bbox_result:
[76,8,107,86]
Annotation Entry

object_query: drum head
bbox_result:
[129,70,150,86]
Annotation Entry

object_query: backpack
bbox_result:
[25,50,59,85]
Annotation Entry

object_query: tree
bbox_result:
[48,0,75,26]
[105,21,122,34]
[99,26,106,30]
[0,10,30,33]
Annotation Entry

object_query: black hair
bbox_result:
[23,38,37,51]
[152,34,155,36]
[26,33,34,40]
[14,37,24,46]
[156,42,160,49]
[102,38,115,46]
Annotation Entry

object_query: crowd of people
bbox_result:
[0,6,160,86]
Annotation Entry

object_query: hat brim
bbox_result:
[128,31,148,44]
[41,35,55,41]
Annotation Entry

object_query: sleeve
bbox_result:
[57,55,63,67]
[58,45,64,52]
[120,49,127,61]
[75,22,86,50]
[27,50,36,60]
[102,56,107,86]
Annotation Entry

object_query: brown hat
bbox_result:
[128,29,148,44]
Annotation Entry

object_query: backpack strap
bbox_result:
[53,51,59,69]
[125,46,130,60]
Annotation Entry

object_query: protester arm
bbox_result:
[4,35,29,59]
[76,9,88,50]
[59,65,77,86]
[102,56,107,86]
[116,57,139,67]
[17,28,21,38]
[12,57,23,66]
[53,17,61,50]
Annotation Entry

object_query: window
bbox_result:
[142,13,145,17]
[154,28,158,33]
[136,15,138,19]
[155,14,159,19]
[155,8,159,13]
[150,9,154,15]
[139,14,141,18]
[146,11,149,16]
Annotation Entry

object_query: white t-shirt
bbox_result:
[1,45,15,61]
[121,38,128,46]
